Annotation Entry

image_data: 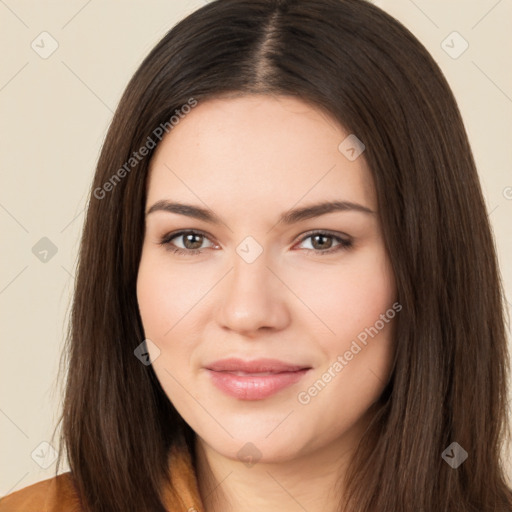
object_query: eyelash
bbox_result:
[158,229,353,256]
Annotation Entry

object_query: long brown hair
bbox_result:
[54,0,512,510]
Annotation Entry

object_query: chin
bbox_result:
[199,426,311,465]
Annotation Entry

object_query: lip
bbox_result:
[205,358,312,400]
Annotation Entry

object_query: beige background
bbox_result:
[1,0,511,495]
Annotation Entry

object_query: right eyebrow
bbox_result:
[146,200,220,223]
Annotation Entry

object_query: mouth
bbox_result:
[218,370,294,376]
[205,357,311,374]
[204,358,312,400]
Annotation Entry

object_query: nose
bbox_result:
[217,249,291,336]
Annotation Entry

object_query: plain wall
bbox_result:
[1,0,511,494]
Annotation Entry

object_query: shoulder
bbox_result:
[0,472,83,512]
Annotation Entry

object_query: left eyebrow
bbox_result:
[279,200,375,224]
[145,199,375,225]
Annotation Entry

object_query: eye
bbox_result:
[294,231,353,255]
[158,229,353,256]
[158,230,216,256]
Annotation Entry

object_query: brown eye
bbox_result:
[310,234,334,250]
[159,230,215,255]
[181,233,205,250]
[296,231,353,255]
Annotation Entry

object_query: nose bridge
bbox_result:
[231,241,270,289]
[217,237,289,334]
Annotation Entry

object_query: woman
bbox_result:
[1,0,511,511]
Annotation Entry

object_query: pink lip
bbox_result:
[205,358,311,400]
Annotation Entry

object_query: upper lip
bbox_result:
[205,358,311,373]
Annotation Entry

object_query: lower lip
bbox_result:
[206,369,310,400]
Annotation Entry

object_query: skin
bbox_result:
[136,94,398,512]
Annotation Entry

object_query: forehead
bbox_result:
[146,94,376,215]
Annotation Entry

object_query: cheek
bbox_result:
[136,251,216,396]
[293,247,396,341]
[296,247,397,400]
[136,253,206,420]
[136,252,206,341]
[136,261,169,341]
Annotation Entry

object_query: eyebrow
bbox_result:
[146,199,375,225]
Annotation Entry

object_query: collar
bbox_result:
[162,441,205,512]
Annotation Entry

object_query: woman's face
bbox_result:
[137,94,397,463]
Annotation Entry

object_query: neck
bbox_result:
[194,414,373,512]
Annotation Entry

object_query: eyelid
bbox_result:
[291,228,351,244]
[159,229,218,249]
[159,228,353,255]
[291,229,353,254]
